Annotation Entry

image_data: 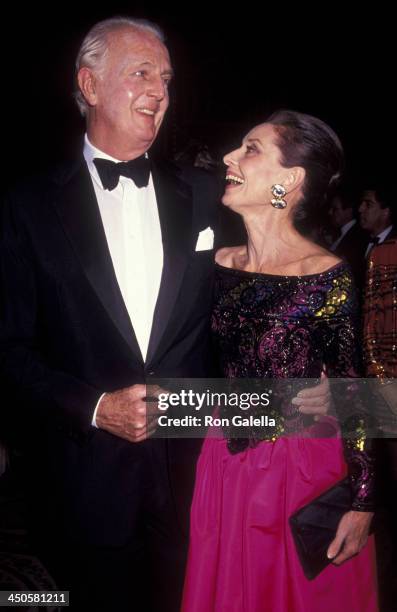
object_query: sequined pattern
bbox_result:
[364,239,397,379]
[211,262,375,511]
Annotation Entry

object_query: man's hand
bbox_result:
[96,384,162,442]
[327,510,374,565]
[291,371,331,419]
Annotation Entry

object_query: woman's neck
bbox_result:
[242,212,307,273]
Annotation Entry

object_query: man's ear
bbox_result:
[283,166,306,193]
[77,67,98,107]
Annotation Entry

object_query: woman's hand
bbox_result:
[292,370,331,419]
[327,510,374,565]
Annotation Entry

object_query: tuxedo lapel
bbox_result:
[52,160,143,362]
[146,160,194,364]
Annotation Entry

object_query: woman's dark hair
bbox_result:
[267,109,344,234]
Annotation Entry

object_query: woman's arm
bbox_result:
[320,267,376,563]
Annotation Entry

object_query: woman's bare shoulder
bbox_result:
[300,247,343,275]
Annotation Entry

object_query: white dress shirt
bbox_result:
[330,219,356,252]
[364,225,394,257]
[83,137,163,425]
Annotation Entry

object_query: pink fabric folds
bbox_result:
[182,435,378,612]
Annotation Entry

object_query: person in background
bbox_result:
[329,184,368,289]
[364,236,397,612]
[359,186,395,257]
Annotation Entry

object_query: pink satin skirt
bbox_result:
[182,435,378,612]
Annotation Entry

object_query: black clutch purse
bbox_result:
[289,477,352,580]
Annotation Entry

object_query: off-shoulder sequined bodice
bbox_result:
[211,261,375,511]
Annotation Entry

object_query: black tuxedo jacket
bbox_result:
[333,221,368,290]
[0,156,218,544]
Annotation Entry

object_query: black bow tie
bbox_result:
[93,156,151,190]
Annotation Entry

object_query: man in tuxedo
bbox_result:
[359,187,395,256]
[0,16,330,611]
[329,188,368,290]
[0,17,218,611]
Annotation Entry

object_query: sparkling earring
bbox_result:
[271,184,287,209]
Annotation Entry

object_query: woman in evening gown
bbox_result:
[182,110,378,612]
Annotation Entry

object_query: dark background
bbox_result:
[3,6,392,189]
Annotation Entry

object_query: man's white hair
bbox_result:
[74,16,165,117]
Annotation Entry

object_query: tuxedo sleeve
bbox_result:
[0,194,101,440]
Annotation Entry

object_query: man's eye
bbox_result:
[133,70,146,77]
[246,145,257,154]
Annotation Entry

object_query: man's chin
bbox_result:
[132,127,158,149]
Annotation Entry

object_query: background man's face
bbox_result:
[359,190,390,235]
[329,197,353,228]
[88,28,172,157]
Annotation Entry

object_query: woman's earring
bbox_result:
[270,184,287,209]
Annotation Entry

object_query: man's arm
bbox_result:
[1,192,162,443]
[1,192,145,441]
[0,207,102,438]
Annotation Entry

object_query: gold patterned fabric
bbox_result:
[364,239,397,379]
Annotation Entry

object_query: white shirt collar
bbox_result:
[330,219,356,252]
[83,134,122,189]
[376,225,393,243]
[340,219,356,238]
[83,134,150,190]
